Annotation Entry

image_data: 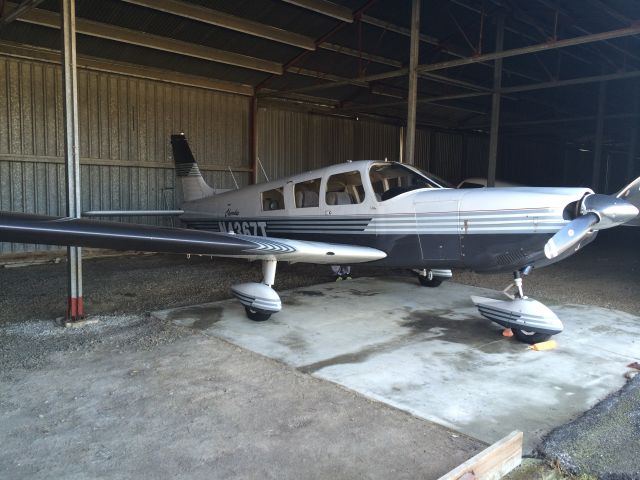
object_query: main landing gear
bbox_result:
[230,259,282,322]
[471,267,564,344]
[413,268,452,287]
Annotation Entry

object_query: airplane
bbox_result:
[0,133,638,344]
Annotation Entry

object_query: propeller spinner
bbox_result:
[544,190,639,260]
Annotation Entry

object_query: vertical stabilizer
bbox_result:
[171,133,215,203]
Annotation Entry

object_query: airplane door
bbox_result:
[413,199,460,261]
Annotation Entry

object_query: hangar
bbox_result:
[0,1,639,478]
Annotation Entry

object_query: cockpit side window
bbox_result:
[261,187,285,211]
[294,178,321,208]
[325,170,365,205]
[369,163,449,201]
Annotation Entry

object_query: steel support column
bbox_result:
[627,86,639,182]
[249,96,258,184]
[61,0,83,320]
[487,13,505,188]
[592,81,607,190]
[404,0,420,165]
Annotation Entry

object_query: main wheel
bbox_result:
[512,328,551,344]
[417,275,443,288]
[245,306,271,322]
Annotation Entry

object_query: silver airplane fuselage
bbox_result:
[178,160,594,273]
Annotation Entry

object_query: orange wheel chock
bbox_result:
[529,340,557,351]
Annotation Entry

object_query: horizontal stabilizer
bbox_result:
[0,212,386,264]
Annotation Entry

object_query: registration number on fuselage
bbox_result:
[218,220,267,236]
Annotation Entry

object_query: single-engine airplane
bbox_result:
[1,133,638,343]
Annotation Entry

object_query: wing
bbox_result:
[0,212,386,264]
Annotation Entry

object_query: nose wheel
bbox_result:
[511,328,551,344]
[472,267,563,344]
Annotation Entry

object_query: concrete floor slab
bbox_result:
[154,276,640,452]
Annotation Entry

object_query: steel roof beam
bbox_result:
[338,69,640,114]
[416,23,640,75]
[281,0,353,23]
[265,23,640,104]
[361,13,543,83]
[121,0,316,50]
[9,2,283,74]
[0,40,255,96]
[319,42,402,67]
[0,0,45,29]
[122,0,406,74]
[533,0,640,66]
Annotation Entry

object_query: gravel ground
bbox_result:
[538,373,640,480]
[0,313,190,371]
[0,313,483,479]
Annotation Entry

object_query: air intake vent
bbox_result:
[496,250,527,265]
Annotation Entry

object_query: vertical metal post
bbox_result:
[249,96,258,184]
[404,0,420,165]
[61,0,83,321]
[592,81,607,191]
[487,12,505,188]
[399,126,405,163]
[627,86,639,182]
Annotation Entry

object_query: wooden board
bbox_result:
[437,431,523,480]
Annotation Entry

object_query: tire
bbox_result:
[245,306,271,322]
[417,275,443,288]
[512,328,552,344]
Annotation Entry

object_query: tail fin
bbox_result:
[171,133,215,203]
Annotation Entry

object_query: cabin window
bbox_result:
[294,178,321,208]
[261,187,284,211]
[326,170,365,205]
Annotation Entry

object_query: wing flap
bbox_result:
[0,212,386,264]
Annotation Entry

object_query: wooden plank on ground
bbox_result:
[437,431,523,480]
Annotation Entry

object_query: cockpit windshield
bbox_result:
[369,163,452,201]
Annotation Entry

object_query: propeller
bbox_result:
[616,176,640,227]
[544,183,640,260]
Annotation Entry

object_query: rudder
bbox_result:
[171,133,215,203]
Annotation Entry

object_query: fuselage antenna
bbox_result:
[228,166,239,189]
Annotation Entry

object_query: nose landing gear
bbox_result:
[472,267,563,344]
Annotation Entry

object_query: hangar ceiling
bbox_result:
[0,0,638,148]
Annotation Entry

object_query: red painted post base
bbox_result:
[67,297,85,321]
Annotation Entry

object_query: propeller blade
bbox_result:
[616,176,640,226]
[544,212,599,259]
[582,193,639,229]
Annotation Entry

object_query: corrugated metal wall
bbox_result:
[0,55,251,254]
[257,108,400,181]
[413,128,467,184]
